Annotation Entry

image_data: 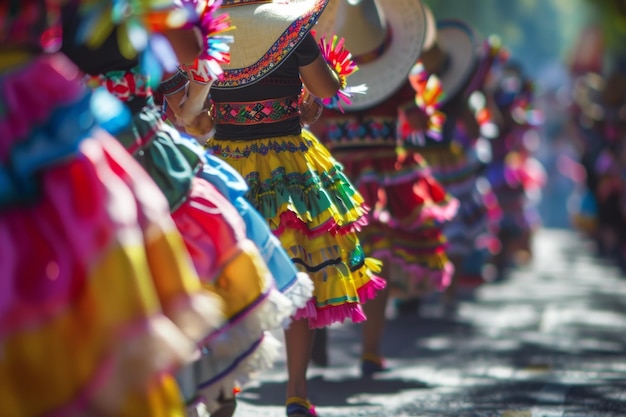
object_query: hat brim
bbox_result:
[422,4,437,51]
[314,0,426,111]
[213,0,328,89]
[436,19,478,104]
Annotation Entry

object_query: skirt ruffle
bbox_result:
[114,107,296,405]
[208,131,385,329]
[414,143,491,256]
[1,54,223,417]
[486,154,545,235]
[183,136,315,311]
[210,132,369,237]
[334,146,459,230]
[0,136,210,417]
[414,143,478,189]
[360,222,454,297]
[190,331,282,413]
[329,145,457,295]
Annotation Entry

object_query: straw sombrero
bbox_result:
[313,0,426,111]
[421,18,479,104]
[212,0,328,89]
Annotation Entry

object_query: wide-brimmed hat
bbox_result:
[313,0,426,111]
[212,0,328,89]
[421,18,479,104]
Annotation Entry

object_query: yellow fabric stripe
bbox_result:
[0,235,189,416]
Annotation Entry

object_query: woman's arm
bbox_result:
[162,28,203,66]
[159,68,215,138]
[299,56,341,99]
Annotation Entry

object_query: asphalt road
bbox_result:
[234,228,626,417]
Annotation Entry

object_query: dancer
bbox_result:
[571,70,626,272]
[310,0,458,374]
[205,1,386,415]
[60,2,309,415]
[403,15,493,309]
[0,0,224,415]
[158,44,314,318]
[485,61,546,274]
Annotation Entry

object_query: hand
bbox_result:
[300,89,324,126]
[184,109,214,140]
[177,80,212,126]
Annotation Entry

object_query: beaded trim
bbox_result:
[325,117,397,144]
[85,68,150,102]
[212,1,327,88]
[214,96,300,125]
[210,137,312,159]
[158,69,188,96]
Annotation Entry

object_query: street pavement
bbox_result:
[233,228,626,417]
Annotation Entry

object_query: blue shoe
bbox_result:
[286,398,317,417]
[361,355,387,377]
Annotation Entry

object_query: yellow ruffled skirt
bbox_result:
[208,131,385,328]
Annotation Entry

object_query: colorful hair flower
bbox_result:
[403,61,446,145]
[316,33,367,112]
[177,0,234,81]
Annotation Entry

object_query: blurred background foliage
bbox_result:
[424,0,625,79]
[420,0,625,230]
[583,0,626,51]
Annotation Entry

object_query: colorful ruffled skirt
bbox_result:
[111,104,303,411]
[0,54,223,417]
[328,144,458,297]
[410,142,491,257]
[485,153,545,237]
[208,130,385,329]
[194,141,314,310]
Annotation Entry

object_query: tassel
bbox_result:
[403,61,446,144]
[177,0,234,80]
[316,33,367,112]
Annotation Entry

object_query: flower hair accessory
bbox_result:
[76,0,184,86]
[401,61,446,145]
[468,90,499,139]
[77,0,176,56]
[177,0,234,83]
[316,32,367,112]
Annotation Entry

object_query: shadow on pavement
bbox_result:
[240,374,430,408]
[237,230,626,416]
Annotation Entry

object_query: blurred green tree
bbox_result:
[583,0,626,52]
[423,0,588,77]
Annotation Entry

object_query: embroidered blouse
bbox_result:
[317,80,416,150]
[211,33,320,141]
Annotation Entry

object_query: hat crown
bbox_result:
[334,0,388,57]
